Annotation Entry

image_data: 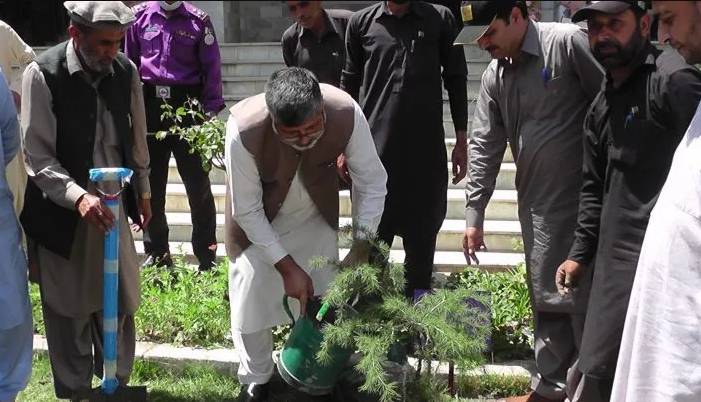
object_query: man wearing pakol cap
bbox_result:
[0,68,31,402]
[554,1,701,401]
[125,1,224,271]
[611,2,701,401]
[455,1,603,401]
[20,1,151,399]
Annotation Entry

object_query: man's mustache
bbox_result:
[594,41,622,55]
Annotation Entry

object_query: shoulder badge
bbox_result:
[186,3,210,22]
[204,26,215,46]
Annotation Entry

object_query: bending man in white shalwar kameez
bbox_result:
[224,68,387,401]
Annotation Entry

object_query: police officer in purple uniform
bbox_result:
[125,0,224,270]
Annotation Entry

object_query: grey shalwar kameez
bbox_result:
[21,41,150,399]
[466,21,602,399]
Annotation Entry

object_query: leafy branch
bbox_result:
[157,98,226,172]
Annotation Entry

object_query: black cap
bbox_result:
[454,1,517,45]
[572,1,648,23]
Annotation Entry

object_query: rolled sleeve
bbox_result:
[21,63,87,210]
[345,101,387,239]
[225,116,288,265]
[465,65,507,228]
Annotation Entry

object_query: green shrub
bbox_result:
[30,256,288,349]
[29,283,44,335]
[29,253,533,364]
[457,373,531,398]
[447,264,534,361]
[136,256,231,347]
[405,372,530,401]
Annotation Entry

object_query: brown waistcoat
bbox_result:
[225,84,356,260]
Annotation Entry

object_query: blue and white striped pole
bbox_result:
[89,167,133,396]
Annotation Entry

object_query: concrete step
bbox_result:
[221,61,285,77]
[222,75,483,104]
[446,138,515,163]
[219,43,283,64]
[163,185,519,222]
[447,162,516,190]
[133,213,522,253]
[219,42,490,64]
[166,158,517,191]
[218,103,473,139]
[222,76,268,98]
[134,240,524,273]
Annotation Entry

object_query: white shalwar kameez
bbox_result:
[611,104,701,402]
[225,101,387,384]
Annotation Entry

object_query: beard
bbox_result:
[593,26,646,69]
[78,44,114,74]
[676,18,701,65]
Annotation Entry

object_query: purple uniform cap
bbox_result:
[124,1,224,114]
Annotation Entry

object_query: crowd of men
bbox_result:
[0,1,700,402]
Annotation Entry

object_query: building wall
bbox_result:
[215,1,558,43]
[0,1,561,46]
[227,1,373,43]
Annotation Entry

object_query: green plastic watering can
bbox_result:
[276,296,353,396]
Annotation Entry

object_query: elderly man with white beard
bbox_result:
[20,2,151,399]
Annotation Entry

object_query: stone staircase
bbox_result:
[134,42,524,273]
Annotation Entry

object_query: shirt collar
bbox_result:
[520,20,540,57]
[152,1,189,19]
[376,1,424,20]
[66,39,115,78]
[300,9,340,39]
[497,20,538,68]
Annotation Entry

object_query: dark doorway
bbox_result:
[0,0,69,46]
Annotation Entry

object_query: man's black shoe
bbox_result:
[141,253,174,269]
[237,383,270,402]
[197,258,216,272]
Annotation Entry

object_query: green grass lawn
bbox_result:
[18,354,241,402]
[18,353,528,401]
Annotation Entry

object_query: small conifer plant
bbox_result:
[315,228,491,402]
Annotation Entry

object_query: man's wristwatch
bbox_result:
[140,192,151,200]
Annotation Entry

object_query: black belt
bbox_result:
[142,82,202,101]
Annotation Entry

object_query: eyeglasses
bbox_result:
[272,112,326,146]
[287,1,310,13]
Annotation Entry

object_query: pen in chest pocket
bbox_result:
[625,106,639,128]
